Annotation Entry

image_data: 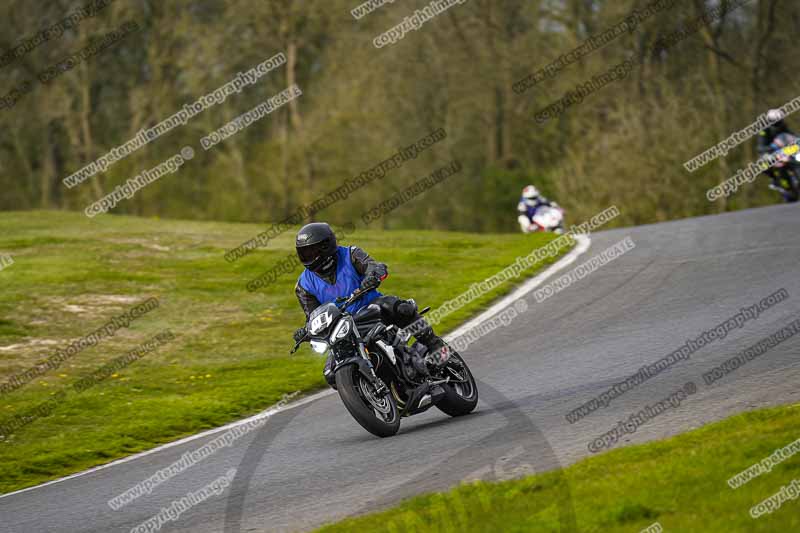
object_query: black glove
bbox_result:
[360,273,382,291]
[293,327,307,343]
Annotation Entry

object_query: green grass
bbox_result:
[316,403,800,533]
[0,210,569,494]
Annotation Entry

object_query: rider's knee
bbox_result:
[375,295,399,316]
[394,299,418,319]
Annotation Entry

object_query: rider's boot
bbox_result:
[416,327,450,367]
[392,298,450,367]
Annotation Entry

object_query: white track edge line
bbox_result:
[0,234,591,500]
[447,234,591,339]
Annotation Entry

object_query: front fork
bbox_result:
[355,341,388,395]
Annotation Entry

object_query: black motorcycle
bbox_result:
[766,133,800,202]
[291,288,478,437]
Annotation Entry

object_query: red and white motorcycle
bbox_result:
[518,204,565,234]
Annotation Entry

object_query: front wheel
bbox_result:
[335,365,400,438]
[436,351,478,417]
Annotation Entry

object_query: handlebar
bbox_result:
[290,332,309,354]
[335,284,378,309]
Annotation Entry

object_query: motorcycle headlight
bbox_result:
[330,318,351,342]
[310,340,329,354]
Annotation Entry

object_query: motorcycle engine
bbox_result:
[407,342,430,378]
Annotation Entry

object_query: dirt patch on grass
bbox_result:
[107,238,172,252]
[0,339,59,353]
[45,294,143,316]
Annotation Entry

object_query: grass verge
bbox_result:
[0,210,570,494]
[316,403,800,532]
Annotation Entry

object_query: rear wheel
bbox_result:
[436,351,478,417]
[788,175,800,202]
[335,365,400,437]
[781,169,800,202]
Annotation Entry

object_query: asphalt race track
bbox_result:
[1,205,799,532]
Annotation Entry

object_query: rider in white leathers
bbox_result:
[517,185,562,233]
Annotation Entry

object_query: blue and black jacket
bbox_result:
[294,246,388,317]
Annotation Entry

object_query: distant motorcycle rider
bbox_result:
[757,108,799,202]
[292,223,447,386]
[517,185,560,233]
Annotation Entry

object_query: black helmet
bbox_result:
[295,222,338,274]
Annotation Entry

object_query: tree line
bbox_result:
[0,0,794,232]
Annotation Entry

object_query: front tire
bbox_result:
[335,365,400,438]
[436,351,478,417]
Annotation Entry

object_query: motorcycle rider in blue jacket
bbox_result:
[757,108,799,202]
[292,222,447,386]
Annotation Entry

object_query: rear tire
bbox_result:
[784,170,800,202]
[789,179,800,202]
[436,352,478,417]
[335,365,400,438]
